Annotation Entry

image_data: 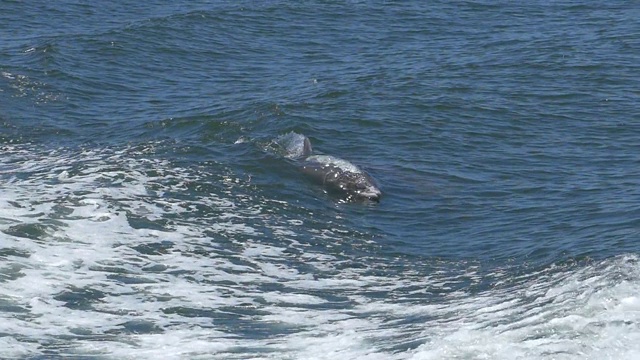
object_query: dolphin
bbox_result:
[274,133,382,202]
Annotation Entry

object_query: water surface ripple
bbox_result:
[1,1,640,359]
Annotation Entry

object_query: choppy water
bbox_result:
[2,1,640,359]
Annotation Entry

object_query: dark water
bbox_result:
[2,1,640,359]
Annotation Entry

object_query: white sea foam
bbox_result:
[273,131,309,159]
[1,144,640,359]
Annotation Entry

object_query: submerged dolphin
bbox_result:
[274,133,382,202]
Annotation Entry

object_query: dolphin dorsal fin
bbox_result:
[303,137,313,157]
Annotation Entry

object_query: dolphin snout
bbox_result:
[360,189,382,202]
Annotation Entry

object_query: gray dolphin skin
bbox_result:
[274,132,382,202]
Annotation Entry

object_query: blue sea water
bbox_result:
[2,1,640,358]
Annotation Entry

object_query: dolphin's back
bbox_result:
[301,155,381,202]
[304,155,363,175]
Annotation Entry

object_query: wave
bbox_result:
[0,143,638,359]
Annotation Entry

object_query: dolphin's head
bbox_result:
[356,187,382,202]
[348,174,382,202]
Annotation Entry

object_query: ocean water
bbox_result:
[2,1,640,359]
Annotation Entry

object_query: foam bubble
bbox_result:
[2,143,640,359]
